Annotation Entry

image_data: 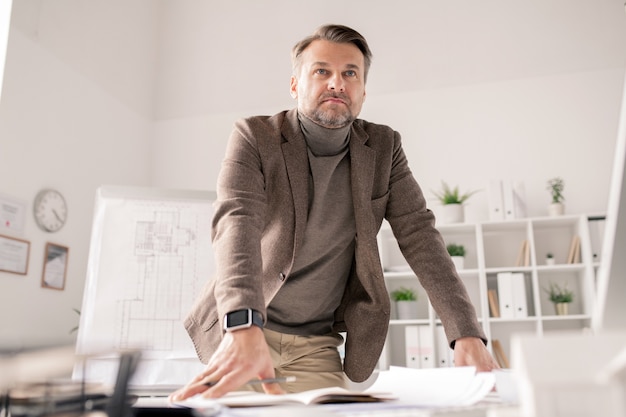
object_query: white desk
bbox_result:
[133,394,521,417]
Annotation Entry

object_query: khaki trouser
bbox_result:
[242,328,348,393]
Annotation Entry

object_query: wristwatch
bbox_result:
[224,308,264,332]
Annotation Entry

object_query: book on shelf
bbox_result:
[502,180,527,220]
[511,272,528,318]
[488,289,500,318]
[418,325,434,369]
[488,179,505,221]
[496,272,528,319]
[567,235,581,264]
[405,325,420,369]
[515,239,530,267]
[405,325,434,369]
[435,326,454,367]
[497,272,515,319]
[588,217,606,262]
[492,339,510,369]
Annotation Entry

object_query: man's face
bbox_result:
[290,39,366,129]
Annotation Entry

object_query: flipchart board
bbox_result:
[73,186,216,390]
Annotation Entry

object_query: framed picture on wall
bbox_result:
[0,234,30,275]
[41,242,69,290]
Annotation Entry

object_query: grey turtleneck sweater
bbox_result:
[265,113,356,335]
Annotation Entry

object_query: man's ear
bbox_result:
[290,76,298,99]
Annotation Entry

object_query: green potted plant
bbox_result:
[546,177,565,216]
[447,243,466,270]
[545,252,555,266]
[432,181,478,224]
[391,287,418,320]
[69,307,80,334]
[544,282,573,315]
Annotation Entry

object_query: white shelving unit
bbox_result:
[378,214,600,370]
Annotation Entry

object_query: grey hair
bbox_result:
[291,24,373,82]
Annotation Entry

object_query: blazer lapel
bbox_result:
[281,110,310,261]
[349,124,376,237]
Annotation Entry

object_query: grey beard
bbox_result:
[307,108,354,129]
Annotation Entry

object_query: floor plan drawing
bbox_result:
[75,187,215,386]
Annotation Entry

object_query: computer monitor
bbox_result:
[592,71,626,333]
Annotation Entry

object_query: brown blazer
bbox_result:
[184,109,485,383]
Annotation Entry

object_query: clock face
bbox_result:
[34,189,67,232]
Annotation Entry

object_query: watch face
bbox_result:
[34,189,67,232]
[226,309,250,328]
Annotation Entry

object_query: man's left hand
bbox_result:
[453,337,500,372]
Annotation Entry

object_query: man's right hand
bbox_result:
[168,326,284,401]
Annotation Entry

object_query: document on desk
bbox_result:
[176,367,494,410]
[177,387,396,408]
[365,366,495,407]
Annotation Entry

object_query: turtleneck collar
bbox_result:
[298,111,351,157]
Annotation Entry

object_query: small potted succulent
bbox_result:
[544,282,573,315]
[547,177,565,216]
[447,243,466,271]
[432,181,478,224]
[545,252,555,266]
[391,287,418,320]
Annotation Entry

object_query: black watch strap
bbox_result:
[224,308,264,332]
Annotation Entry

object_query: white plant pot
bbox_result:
[555,302,569,316]
[546,258,555,266]
[451,256,465,271]
[396,300,418,320]
[548,203,565,217]
[441,204,464,224]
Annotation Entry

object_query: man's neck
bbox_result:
[298,111,351,156]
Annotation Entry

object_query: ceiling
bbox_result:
[7,0,626,119]
[154,0,626,118]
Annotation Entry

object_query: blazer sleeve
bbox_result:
[211,117,270,322]
[384,131,486,347]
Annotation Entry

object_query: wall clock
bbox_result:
[33,188,68,232]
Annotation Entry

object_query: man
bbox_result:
[170,24,498,401]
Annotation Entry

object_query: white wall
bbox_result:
[154,69,625,222]
[0,2,157,351]
[361,69,625,221]
[0,0,625,351]
[152,0,626,220]
[0,0,11,104]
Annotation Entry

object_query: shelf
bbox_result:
[485,266,533,274]
[535,264,585,272]
[489,316,538,323]
[389,319,431,326]
[383,270,415,279]
[435,223,477,233]
[457,269,480,277]
[380,214,600,371]
[540,314,591,321]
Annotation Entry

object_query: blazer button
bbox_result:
[279,272,286,281]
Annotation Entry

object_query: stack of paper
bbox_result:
[366,366,495,407]
[176,366,494,410]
